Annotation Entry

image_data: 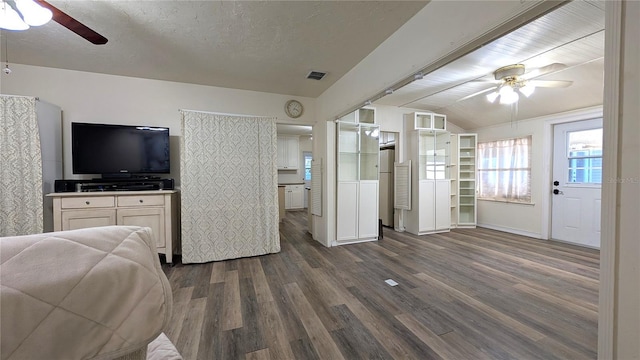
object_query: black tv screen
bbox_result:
[72,122,170,176]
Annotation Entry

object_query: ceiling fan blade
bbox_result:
[521,63,567,80]
[35,0,108,45]
[528,80,573,88]
[457,86,498,102]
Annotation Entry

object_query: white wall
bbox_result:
[0,64,316,185]
[471,107,606,239]
[472,118,546,237]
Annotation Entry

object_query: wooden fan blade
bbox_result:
[528,80,573,88]
[521,63,567,80]
[457,86,498,102]
[35,0,108,45]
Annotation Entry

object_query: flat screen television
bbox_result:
[72,122,170,177]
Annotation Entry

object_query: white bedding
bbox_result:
[1,226,173,360]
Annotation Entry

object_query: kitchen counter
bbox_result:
[278,182,305,185]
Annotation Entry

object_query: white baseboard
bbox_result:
[477,223,543,239]
[336,237,378,246]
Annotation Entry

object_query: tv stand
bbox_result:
[47,190,180,263]
[55,178,174,193]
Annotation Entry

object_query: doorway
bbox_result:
[551,119,603,248]
[379,131,397,227]
[303,151,312,208]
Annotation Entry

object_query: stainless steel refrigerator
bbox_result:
[379,149,394,227]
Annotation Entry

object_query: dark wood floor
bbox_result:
[162,210,599,360]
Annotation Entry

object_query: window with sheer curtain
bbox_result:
[478,135,532,203]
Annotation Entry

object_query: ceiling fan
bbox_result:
[1,0,107,44]
[463,63,573,105]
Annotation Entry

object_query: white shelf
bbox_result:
[456,134,477,227]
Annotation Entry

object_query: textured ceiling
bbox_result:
[376,0,605,129]
[2,1,428,97]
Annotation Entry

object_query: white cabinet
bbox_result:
[338,106,376,124]
[404,117,451,235]
[457,134,477,227]
[409,112,447,131]
[49,191,179,263]
[284,185,304,209]
[336,116,380,244]
[277,135,299,170]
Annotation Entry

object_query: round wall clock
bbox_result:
[285,99,304,118]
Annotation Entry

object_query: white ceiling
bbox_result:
[3,1,427,98]
[3,1,605,130]
[376,0,605,129]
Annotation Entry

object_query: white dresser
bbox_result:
[47,190,179,263]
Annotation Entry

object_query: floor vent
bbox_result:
[385,279,399,287]
[307,71,327,80]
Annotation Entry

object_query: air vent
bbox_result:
[307,71,327,80]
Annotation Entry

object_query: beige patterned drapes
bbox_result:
[180,110,280,263]
[0,95,43,236]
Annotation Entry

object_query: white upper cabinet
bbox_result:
[277,135,299,170]
[338,106,376,124]
[409,112,447,131]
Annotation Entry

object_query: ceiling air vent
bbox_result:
[306,71,327,80]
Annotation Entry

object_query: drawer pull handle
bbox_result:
[85,201,90,205]
[139,199,144,203]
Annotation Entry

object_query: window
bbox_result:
[304,153,312,181]
[567,128,602,184]
[478,135,532,203]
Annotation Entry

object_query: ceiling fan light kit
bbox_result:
[483,63,555,105]
[0,0,51,30]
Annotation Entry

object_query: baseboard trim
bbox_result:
[477,224,542,239]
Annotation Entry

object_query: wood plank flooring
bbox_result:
[162,210,599,359]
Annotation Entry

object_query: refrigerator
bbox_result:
[379,149,395,227]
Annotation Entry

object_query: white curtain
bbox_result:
[0,95,43,236]
[477,135,532,203]
[180,110,280,263]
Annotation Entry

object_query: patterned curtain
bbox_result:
[0,95,43,236]
[180,110,280,263]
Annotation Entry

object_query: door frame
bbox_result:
[541,106,603,241]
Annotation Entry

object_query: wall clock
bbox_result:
[285,99,304,118]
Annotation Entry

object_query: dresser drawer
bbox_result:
[61,196,115,209]
[117,195,165,207]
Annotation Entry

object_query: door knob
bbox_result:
[553,180,560,186]
[553,189,564,195]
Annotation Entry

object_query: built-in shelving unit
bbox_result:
[405,112,451,235]
[449,133,458,228]
[336,107,379,244]
[457,134,477,227]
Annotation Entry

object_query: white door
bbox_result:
[551,119,602,248]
